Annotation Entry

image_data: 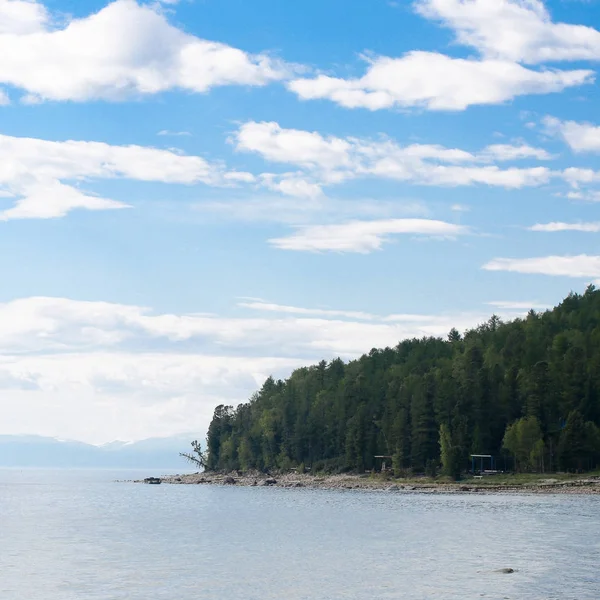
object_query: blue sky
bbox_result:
[1,0,600,443]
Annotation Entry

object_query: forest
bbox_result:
[204,287,600,478]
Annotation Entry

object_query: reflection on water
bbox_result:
[1,469,599,600]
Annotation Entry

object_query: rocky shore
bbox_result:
[138,471,600,494]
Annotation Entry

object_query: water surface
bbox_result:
[1,469,599,599]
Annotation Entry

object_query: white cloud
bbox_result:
[481,143,552,161]
[288,51,593,111]
[451,203,470,212]
[0,0,290,103]
[0,0,48,35]
[269,218,468,253]
[0,181,129,220]
[157,130,192,137]
[0,352,305,444]
[233,121,554,193]
[562,167,600,186]
[235,120,353,169]
[0,88,9,105]
[195,195,430,225]
[565,190,600,202]
[238,300,377,321]
[0,295,510,442]
[258,173,324,198]
[483,254,600,279]
[543,116,600,152]
[0,132,253,219]
[415,0,600,64]
[529,221,600,232]
[486,300,551,310]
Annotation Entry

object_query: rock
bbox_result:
[262,478,277,486]
[143,477,161,485]
[495,568,515,574]
[223,477,237,485]
[386,485,400,492]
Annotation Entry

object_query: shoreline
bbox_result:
[139,471,600,494]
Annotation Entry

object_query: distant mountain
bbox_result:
[0,434,198,468]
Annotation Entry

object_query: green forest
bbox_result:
[204,287,600,478]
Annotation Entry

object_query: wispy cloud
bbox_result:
[269,218,469,253]
[195,195,430,225]
[483,254,600,279]
[529,221,600,232]
[233,121,555,196]
[0,132,254,219]
[238,300,377,321]
[486,300,551,310]
[158,130,192,137]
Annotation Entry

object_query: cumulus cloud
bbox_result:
[562,167,600,186]
[415,0,600,64]
[543,116,600,152]
[0,132,253,219]
[288,52,593,111]
[0,0,290,103]
[0,295,513,442]
[233,121,554,193]
[269,218,468,253]
[483,254,600,279]
[564,190,600,202]
[0,0,48,35]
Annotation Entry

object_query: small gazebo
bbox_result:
[470,454,496,473]
[374,455,394,472]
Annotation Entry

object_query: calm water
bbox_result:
[1,469,599,600]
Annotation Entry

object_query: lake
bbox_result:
[1,468,599,599]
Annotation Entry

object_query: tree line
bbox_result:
[203,287,600,478]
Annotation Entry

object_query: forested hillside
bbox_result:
[205,287,600,477]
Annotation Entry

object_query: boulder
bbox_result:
[223,477,237,485]
[262,478,277,486]
[143,477,161,485]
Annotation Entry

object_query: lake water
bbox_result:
[1,469,599,600]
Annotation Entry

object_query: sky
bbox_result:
[1,0,600,444]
